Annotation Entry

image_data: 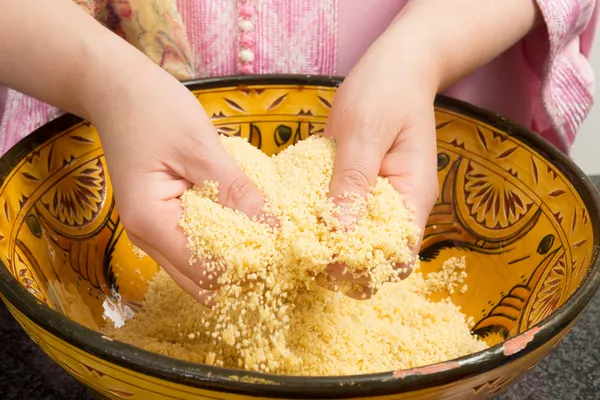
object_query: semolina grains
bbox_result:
[103,259,487,375]
[104,135,487,375]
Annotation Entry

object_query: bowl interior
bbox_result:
[0,81,596,353]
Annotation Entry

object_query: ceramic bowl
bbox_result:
[0,76,599,400]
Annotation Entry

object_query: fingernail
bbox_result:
[255,209,280,229]
[337,213,357,226]
[344,284,373,300]
[333,198,362,227]
[395,264,413,280]
[197,289,216,308]
[327,262,370,284]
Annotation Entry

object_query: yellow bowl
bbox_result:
[1,76,599,400]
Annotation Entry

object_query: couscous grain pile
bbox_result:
[104,135,487,375]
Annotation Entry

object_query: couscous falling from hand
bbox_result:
[104,135,487,375]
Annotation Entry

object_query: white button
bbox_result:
[238,19,253,31]
[239,49,255,62]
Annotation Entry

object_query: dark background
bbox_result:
[3,179,600,400]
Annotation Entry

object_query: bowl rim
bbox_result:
[1,74,599,398]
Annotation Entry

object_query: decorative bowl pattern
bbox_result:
[0,76,599,400]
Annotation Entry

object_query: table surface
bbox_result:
[2,179,600,400]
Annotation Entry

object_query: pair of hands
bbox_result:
[92,31,440,303]
[0,0,534,304]
[0,0,541,303]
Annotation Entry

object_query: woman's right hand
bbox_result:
[87,58,267,304]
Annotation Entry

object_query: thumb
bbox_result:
[135,132,269,296]
[325,110,389,223]
[327,134,382,200]
[322,127,383,281]
[180,134,266,219]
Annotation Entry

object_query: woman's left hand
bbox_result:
[324,0,542,297]
[323,27,440,297]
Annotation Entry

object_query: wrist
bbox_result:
[382,18,447,95]
[363,26,442,102]
[387,0,541,92]
[75,34,157,124]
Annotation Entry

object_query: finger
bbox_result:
[123,197,221,291]
[323,87,401,221]
[380,108,438,266]
[345,285,375,300]
[123,132,273,298]
[164,263,217,307]
[324,120,382,207]
[326,263,370,284]
[128,233,216,307]
[315,273,374,300]
[323,90,418,285]
[393,263,414,281]
[381,125,438,234]
[328,262,414,284]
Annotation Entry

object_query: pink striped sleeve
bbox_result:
[524,0,598,151]
[0,87,6,122]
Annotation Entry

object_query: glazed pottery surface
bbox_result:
[0,76,599,400]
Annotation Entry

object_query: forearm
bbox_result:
[396,0,541,90]
[0,0,149,120]
[358,0,542,97]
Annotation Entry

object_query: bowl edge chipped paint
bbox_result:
[0,75,599,400]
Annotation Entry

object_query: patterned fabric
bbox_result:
[95,0,195,80]
[72,0,97,15]
[0,0,198,154]
[0,0,596,155]
[530,0,597,150]
[173,0,337,77]
[251,0,337,74]
[176,0,237,77]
